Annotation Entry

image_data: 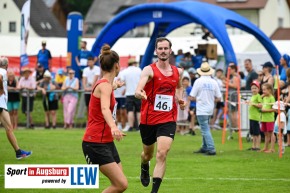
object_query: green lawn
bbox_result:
[0,129,290,193]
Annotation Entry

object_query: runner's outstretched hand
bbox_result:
[111,126,126,141]
[135,89,147,100]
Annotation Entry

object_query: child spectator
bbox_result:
[282,68,290,146]
[247,80,262,151]
[272,101,287,154]
[177,78,189,135]
[184,74,197,135]
[55,68,66,88]
[260,83,275,153]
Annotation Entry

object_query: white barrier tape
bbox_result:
[226,100,290,107]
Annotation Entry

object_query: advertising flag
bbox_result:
[20,0,31,67]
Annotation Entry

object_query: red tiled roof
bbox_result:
[271,28,290,40]
[200,0,268,10]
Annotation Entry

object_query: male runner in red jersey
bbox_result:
[135,37,186,193]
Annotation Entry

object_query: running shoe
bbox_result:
[16,149,32,160]
[140,162,150,187]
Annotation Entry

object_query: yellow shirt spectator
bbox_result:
[55,69,66,87]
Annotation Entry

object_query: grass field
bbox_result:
[0,129,290,193]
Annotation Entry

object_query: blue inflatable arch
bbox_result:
[92,1,281,68]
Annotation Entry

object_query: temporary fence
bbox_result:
[9,89,91,128]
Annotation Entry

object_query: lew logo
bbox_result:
[70,167,98,185]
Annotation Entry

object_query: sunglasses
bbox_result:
[69,72,75,74]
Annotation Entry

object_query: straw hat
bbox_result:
[197,62,214,76]
[128,58,137,65]
[272,101,285,111]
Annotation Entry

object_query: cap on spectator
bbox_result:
[43,70,51,78]
[42,40,46,45]
[250,80,260,89]
[188,67,196,74]
[22,67,32,73]
[128,58,137,65]
[261,61,273,68]
[57,69,64,75]
[272,101,285,111]
[282,54,290,66]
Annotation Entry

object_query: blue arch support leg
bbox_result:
[140,23,170,69]
[140,24,160,69]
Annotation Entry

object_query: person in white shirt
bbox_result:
[120,58,142,131]
[0,57,32,159]
[190,62,222,155]
[114,70,128,130]
[82,56,101,109]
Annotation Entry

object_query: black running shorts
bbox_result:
[249,120,260,136]
[82,141,121,166]
[139,122,176,146]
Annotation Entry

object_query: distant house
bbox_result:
[84,0,290,38]
[84,0,147,37]
[0,0,65,37]
[202,0,290,37]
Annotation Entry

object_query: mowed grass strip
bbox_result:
[0,129,290,193]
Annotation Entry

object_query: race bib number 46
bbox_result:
[154,94,173,112]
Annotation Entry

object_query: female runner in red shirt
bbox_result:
[82,44,127,193]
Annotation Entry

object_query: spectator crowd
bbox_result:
[5,40,290,154]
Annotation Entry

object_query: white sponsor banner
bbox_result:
[20,0,31,66]
[5,164,99,189]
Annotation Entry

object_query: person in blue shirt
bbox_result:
[37,41,52,71]
[75,41,97,79]
[183,76,197,135]
[279,54,290,87]
[175,49,184,67]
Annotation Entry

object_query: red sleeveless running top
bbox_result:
[83,79,116,143]
[140,63,179,125]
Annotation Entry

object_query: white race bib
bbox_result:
[80,58,88,66]
[112,102,118,120]
[154,94,173,112]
